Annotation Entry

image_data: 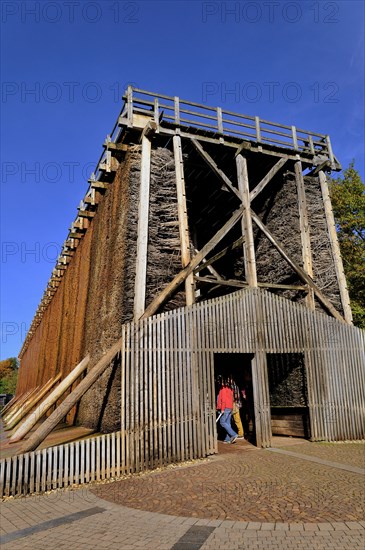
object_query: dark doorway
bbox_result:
[214,353,255,442]
[267,353,310,439]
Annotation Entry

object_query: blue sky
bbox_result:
[1,0,364,359]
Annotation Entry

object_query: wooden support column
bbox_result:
[236,154,257,287]
[294,160,315,310]
[319,170,353,323]
[134,133,152,321]
[173,135,195,306]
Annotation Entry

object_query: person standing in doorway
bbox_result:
[229,376,245,439]
[242,370,255,439]
[216,378,237,444]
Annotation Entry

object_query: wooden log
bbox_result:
[191,139,241,200]
[4,388,38,425]
[319,170,353,323]
[133,134,152,321]
[4,375,62,430]
[19,343,122,453]
[251,211,345,322]
[1,392,26,418]
[249,157,287,202]
[1,394,21,416]
[295,160,315,310]
[140,206,244,319]
[9,356,90,443]
[236,154,257,287]
[194,236,245,273]
[173,135,195,306]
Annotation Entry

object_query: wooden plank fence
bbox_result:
[2,289,364,497]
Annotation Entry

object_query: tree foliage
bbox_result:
[330,162,365,328]
[0,357,19,394]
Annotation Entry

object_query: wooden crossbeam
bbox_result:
[249,157,287,202]
[251,211,345,322]
[77,209,96,219]
[191,139,241,200]
[195,275,307,291]
[140,207,244,319]
[193,238,246,274]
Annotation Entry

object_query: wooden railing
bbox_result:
[120,87,335,163]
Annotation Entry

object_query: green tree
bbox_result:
[330,162,365,328]
[0,357,19,394]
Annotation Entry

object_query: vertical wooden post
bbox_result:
[319,170,353,323]
[126,85,133,128]
[134,134,152,321]
[295,160,315,310]
[236,154,258,287]
[173,135,195,306]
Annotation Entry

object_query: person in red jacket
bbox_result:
[216,378,237,444]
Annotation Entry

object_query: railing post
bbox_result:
[326,135,335,167]
[174,96,180,126]
[255,116,261,143]
[291,125,299,151]
[154,98,160,130]
[308,136,315,155]
[127,85,133,128]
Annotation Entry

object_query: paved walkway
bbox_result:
[1,439,364,549]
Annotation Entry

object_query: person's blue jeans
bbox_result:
[219,408,237,441]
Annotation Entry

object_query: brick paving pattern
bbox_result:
[1,440,364,549]
[93,441,365,523]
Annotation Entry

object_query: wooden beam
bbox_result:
[77,209,96,219]
[195,275,307,291]
[251,211,346,322]
[19,343,122,453]
[173,135,195,306]
[236,154,257,287]
[133,134,152,321]
[319,170,353,323]
[140,207,244,319]
[295,160,315,310]
[4,375,62,430]
[103,142,128,152]
[10,356,90,443]
[194,236,245,273]
[307,160,330,177]
[191,139,241,200]
[194,249,225,279]
[249,158,287,202]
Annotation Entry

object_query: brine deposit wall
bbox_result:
[17,145,184,432]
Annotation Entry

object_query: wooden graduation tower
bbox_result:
[13,87,362,459]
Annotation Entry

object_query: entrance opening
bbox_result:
[267,353,310,439]
[214,353,255,443]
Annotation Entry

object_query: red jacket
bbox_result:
[217,387,234,410]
